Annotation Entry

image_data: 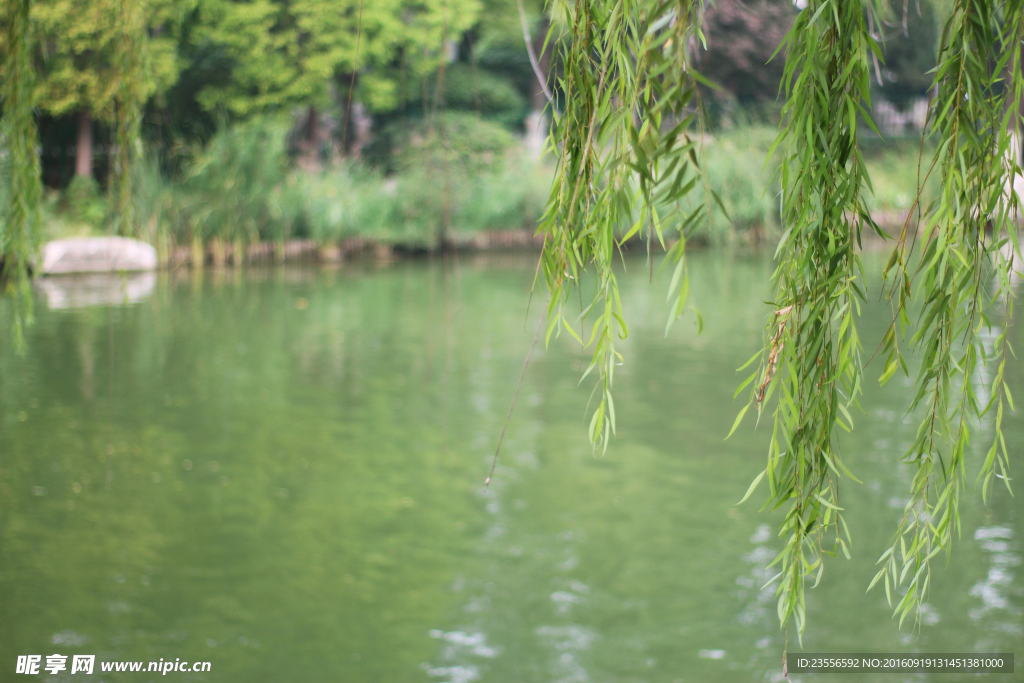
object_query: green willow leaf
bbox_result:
[736,468,767,506]
[726,403,750,441]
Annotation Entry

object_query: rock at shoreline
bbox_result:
[41,237,158,275]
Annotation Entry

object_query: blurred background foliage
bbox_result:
[3,0,949,252]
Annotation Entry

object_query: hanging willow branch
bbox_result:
[111,0,148,237]
[869,0,1023,627]
[539,0,715,451]
[1,0,41,346]
[735,0,887,641]
[542,0,1021,642]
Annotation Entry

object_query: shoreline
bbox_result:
[151,210,969,268]
[28,208,1011,276]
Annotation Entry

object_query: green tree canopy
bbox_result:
[32,0,188,120]
[193,0,482,117]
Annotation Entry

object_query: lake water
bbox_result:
[0,252,1020,683]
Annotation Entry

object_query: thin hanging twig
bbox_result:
[516,0,555,108]
[341,0,365,155]
[484,310,544,489]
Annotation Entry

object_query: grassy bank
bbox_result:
[43,116,552,256]
[674,127,940,244]
[36,120,939,259]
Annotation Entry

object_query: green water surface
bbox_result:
[0,253,1020,682]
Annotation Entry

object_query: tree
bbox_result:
[192,0,481,160]
[534,0,1022,651]
[471,0,551,113]
[31,0,186,180]
[109,0,148,236]
[697,0,797,107]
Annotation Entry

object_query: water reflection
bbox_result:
[36,271,157,309]
[0,253,1020,683]
[423,629,501,683]
[735,524,777,629]
[969,526,1021,640]
[534,625,598,683]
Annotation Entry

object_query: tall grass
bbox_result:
[156,115,551,250]
[687,126,783,244]
[451,154,550,234]
[170,119,292,245]
[287,153,549,249]
[285,167,394,245]
[674,126,938,244]
[861,140,940,216]
[38,119,936,253]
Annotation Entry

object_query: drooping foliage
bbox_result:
[1,0,42,343]
[539,0,1022,644]
[539,0,714,449]
[869,0,1024,627]
[110,0,149,236]
[735,0,887,639]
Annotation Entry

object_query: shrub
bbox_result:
[64,175,107,226]
[437,64,528,129]
[396,112,518,174]
[451,152,549,234]
[294,166,396,245]
[364,111,518,174]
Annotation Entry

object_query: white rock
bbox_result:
[41,237,157,275]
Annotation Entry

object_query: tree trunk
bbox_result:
[349,102,372,159]
[75,109,93,178]
[297,105,321,171]
[339,74,372,159]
